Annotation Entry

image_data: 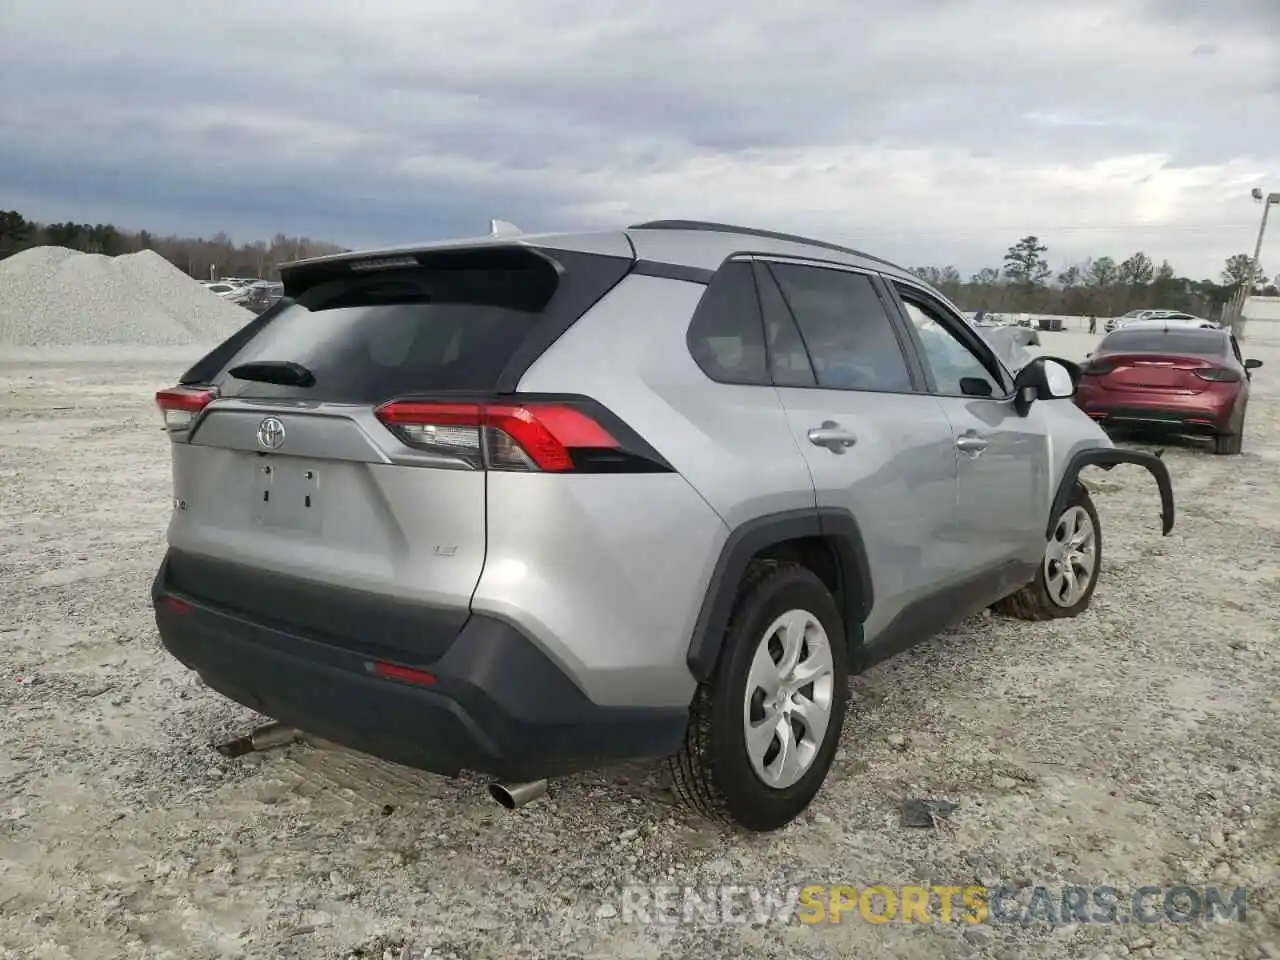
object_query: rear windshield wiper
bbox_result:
[227,360,316,387]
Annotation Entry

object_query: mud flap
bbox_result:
[1049,448,1175,537]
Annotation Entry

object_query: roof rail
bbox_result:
[627,219,905,272]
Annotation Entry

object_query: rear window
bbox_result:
[1101,329,1226,357]
[200,247,631,403]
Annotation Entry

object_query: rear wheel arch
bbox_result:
[685,508,872,682]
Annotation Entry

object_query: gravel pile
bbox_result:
[0,245,252,347]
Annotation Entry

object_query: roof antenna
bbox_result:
[489,219,521,237]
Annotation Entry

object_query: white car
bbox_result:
[1123,314,1217,331]
[1106,309,1211,333]
[202,282,248,302]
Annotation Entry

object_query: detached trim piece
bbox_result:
[1051,448,1175,537]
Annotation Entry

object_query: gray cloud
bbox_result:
[1,0,1277,275]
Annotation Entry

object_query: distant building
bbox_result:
[1243,296,1280,342]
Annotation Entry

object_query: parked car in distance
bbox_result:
[1105,310,1144,334]
[1123,313,1217,330]
[151,219,1174,831]
[1076,325,1261,454]
[243,281,284,314]
[1104,308,1190,333]
[201,281,248,303]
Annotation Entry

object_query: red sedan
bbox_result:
[1075,325,1262,455]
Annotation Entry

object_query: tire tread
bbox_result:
[667,559,782,825]
[991,484,1100,622]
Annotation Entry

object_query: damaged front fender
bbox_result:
[1049,448,1175,537]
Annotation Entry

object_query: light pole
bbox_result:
[1231,188,1280,332]
[1247,187,1279,292]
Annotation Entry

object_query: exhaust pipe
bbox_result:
[215,722,297,758]
[250,722,297,751]
[488,779,548,810]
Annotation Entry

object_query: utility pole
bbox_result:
[1247,188,1275,291]
[1231,188,1280,334]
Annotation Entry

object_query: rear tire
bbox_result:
[992,485,1101,621]
[669,561,850,832]
[1213,432,1243,455]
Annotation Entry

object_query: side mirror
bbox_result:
[1244,358,1262,370]
[1012,357,1078,416]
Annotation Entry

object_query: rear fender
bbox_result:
[685,508,872,682]
[1048,448,1175,537]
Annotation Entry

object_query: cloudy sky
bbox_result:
[2,0,1278,278]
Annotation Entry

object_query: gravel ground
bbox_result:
[1,333,1277,960]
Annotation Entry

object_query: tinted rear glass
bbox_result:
[1101,329,1226,357]
[206,247,630,403]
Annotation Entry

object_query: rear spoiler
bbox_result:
[278,244,565,301]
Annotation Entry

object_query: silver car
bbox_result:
[151,220,1174,831]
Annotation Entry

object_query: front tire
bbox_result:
[992,485,1101,621]
[669,562,850,831]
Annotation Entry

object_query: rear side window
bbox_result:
[206,247,630,403]
[765,262,913,393]
[686,261,769,385]
[1102,329,1226,357]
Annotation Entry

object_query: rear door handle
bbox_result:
[808,421,858,453]
[955,434,989,453]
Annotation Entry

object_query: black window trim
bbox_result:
[1228,334,1244,367]
[744,254,929,396]
[884,277,1016,400]
[750,259,818,389]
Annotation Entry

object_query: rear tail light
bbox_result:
[1079,360,1116,377]
[155,387,215,431]
[373,399,669,473]
[1193,367,1241,383]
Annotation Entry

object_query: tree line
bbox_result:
[0,210,347,280]
[1,210,1273,318]
[913,235,1274,319]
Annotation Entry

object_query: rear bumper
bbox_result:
[1075,391,1233,434]
[151,552,688,781]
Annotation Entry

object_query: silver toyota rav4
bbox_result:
[152,220,1174,831]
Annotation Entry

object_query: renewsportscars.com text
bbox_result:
[613,883,1247,927]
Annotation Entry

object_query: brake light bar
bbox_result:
[155,387,214,431]
[349,255,419,272]
[375,399,621,472]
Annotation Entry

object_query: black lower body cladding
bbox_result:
[151,551,687,781]
[1050,448,1175,537]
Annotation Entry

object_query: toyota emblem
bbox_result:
[256,417,286,450]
